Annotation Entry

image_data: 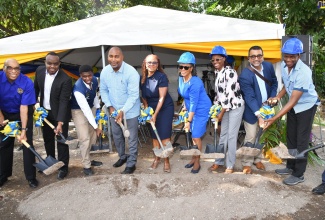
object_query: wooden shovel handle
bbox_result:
[43,118,55,129]
[214,118,218,129]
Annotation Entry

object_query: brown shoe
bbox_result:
[225,168,234,174]
[254,162,265,170]
[163,158,171,173]
[149,157,160,170]
[242,166,252,174]
[209,164,220,172]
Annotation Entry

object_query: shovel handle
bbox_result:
[2,119,9,124]
[214,118,218,129]
[43,118,55,129]
[150,121,165,150]
[19,137,44,162]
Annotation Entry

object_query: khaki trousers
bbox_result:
[71,109,97,168]
[241,120,262,166]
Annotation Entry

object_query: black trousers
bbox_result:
[41,110,69,171]
[0,106,36,181]
[286,105,317,177]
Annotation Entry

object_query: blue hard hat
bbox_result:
[209,45,227,58]
[281,38,304,54]
[177,52,196,65]
[226,55,235,65]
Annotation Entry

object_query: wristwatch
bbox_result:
[21,128,28,131]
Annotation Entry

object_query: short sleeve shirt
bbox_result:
[0,71,36,113]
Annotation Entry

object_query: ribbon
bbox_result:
[33,107,48,127]
[96,109,108,138]
[259,105,275,119]
[138,106,154,125]
[0,121,20,141]
[209,104,223,118]
[173,110,189,126]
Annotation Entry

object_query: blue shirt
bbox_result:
[0,71,36,113]
[178,76,211,117]
[281,59,319,113]
[100,61,140,119]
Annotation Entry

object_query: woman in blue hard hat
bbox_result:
[140,54,174,173]
[209,45,245,174]
[177,52,211,174]
[264,38,319,186]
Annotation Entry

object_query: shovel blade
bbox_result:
[33,160,50,172]
[153,147,163,157]
[44,156,60,166]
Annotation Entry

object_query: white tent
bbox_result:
[0,5,284,100]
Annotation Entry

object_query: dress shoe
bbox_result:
[91,160,103,166]
[28,179,38,188]
[149,157,160,170]
[209,164,220,172]
[191,165,201,174]
[0,177,8,187]
[312,183,325,195]
[243,166,252,174]
[254,162,266,170]
[163,158,171,173]
[185,163,194,168]
[83,168,94,176]
[57,170,68,180]
[121,166,136,174]
[113,158,127,168]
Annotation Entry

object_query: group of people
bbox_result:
[0,39,324,195]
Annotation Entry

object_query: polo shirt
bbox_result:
[0,71,36,113]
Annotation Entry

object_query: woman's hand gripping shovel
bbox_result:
[0,120,64,175]
[149,121,173,158]
[34,107,69,144]
[236,104,275,157]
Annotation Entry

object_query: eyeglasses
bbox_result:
[6,66,20,72]
[146,61,158,65]
[179,65,191,70]
[210,58,224,63]
[249,54,263,59]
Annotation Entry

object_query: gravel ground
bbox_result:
[1,125,325,220]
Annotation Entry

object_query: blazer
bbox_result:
[239,61,278,124]
[34,66,72,122]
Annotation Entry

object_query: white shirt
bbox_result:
[74,81,100,129]
[250,64,267,103]
[43,70,58,109]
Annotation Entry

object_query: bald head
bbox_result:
[3,58,20,83]
[108,47,124,71]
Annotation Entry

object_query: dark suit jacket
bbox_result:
[34,66,72,122]
[239,61,278,124]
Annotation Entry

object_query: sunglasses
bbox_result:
[178,65,191,70]
[146,61,158,65]
[210,58,223,63]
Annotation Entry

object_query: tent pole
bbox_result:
[101,45,106,67]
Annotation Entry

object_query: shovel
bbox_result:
[202,118,225,159]
[91,121,110,152]
[295,143,325,159]
[19,137,64,175]
[44,118,77,144]
[236,127,264,157]
[179,128,201,156]
[150,121,173,158]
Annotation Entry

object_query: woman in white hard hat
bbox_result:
[177,52,211,174]
[209,45,245,174]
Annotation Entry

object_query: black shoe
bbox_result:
[121,166,136,174]
[0,177,8,187]
[191,165,201,174]
[185,163,194,168]
[28,179,38,188]
[91,160,103,167]
[83,168,94,176]
[113,158,127,168]
[312,183,325,195]
[57,170,68,180]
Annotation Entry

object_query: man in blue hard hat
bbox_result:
[264,38,319,186]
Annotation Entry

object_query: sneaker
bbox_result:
[275,168,293,175]
[283,175,305,185]
[83,168,94,176]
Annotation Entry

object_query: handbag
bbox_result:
[247,66,272,87]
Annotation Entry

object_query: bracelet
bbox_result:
[21,128,28,131]
[187,120,192,123]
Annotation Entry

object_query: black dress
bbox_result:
[140,71,174,140]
